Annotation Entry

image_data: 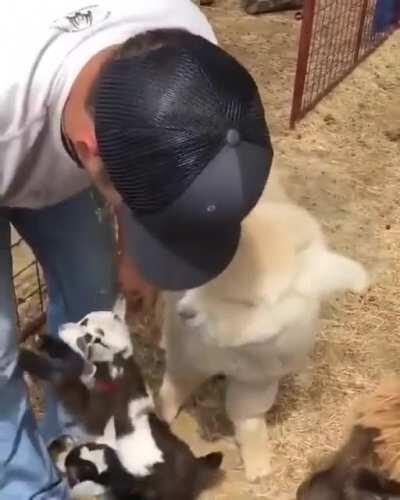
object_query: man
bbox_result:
[0,1,273,497]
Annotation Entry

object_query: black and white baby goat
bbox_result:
[65,439,222,499]
[19,296,223,499]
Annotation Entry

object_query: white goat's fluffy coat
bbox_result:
[160,172,369,481]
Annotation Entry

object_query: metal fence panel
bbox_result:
[290,0,399,127]
[11,230,46,340]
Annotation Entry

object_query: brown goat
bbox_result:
[297,380,400,500]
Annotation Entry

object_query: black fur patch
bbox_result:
[19,336,85,383]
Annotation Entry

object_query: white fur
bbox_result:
[116,397,164,477]
[160,175,369,481]
[70,480,107,498]
[95,417,116,449]
[80,446,107,474]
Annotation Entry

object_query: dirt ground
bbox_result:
[15,2,400,499]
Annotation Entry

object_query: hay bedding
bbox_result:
[26,2,400,499]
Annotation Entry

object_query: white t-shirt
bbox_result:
[0,0,217,209]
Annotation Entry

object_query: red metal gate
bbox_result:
[290,0,399,127]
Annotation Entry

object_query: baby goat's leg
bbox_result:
[226,379,278,482]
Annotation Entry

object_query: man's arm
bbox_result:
[115,208,157,310]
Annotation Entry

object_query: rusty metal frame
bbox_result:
[290,0,316,128]
[290,0,399,128]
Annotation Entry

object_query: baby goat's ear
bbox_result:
[195,452,224,492]
[113,294,127,321]
[351,468,400,499]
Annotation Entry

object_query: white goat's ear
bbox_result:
[60,322,79,331]
[113,294,127,320]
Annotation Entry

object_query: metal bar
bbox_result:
[17,284,46,305]
[11,239,24,250]
[355,0,369,62]
[11,233,47,340]
[290,0,316,128]
[13,260,37,279]
[35,260,44,312]
[290,0,398,127]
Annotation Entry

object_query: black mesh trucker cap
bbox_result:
[94,30,273,290]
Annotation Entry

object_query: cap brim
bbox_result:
[120,205,240,290]
[117,140,269,291]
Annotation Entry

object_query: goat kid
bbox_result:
[19,296,223,499]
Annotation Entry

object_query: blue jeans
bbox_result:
[0,188,117,499]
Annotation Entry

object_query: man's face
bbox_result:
[65,115,122,209]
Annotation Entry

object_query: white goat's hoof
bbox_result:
[242,447,272,482]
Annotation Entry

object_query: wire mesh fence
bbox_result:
[11,230,46,340]
[290,0,400,127]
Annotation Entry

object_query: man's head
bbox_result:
[64,28,273,290]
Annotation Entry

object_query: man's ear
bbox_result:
[75,138,97,159]
[76,141,122,208]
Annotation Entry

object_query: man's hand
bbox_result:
[114,207,159,334]
[117,252,162,346]
[117,251,156,310]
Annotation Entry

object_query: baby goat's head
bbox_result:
[66,441,223,500]
[59,295,132,380]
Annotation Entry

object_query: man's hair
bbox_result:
[87,28,190,112]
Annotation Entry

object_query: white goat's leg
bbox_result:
[226,379,278,482]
